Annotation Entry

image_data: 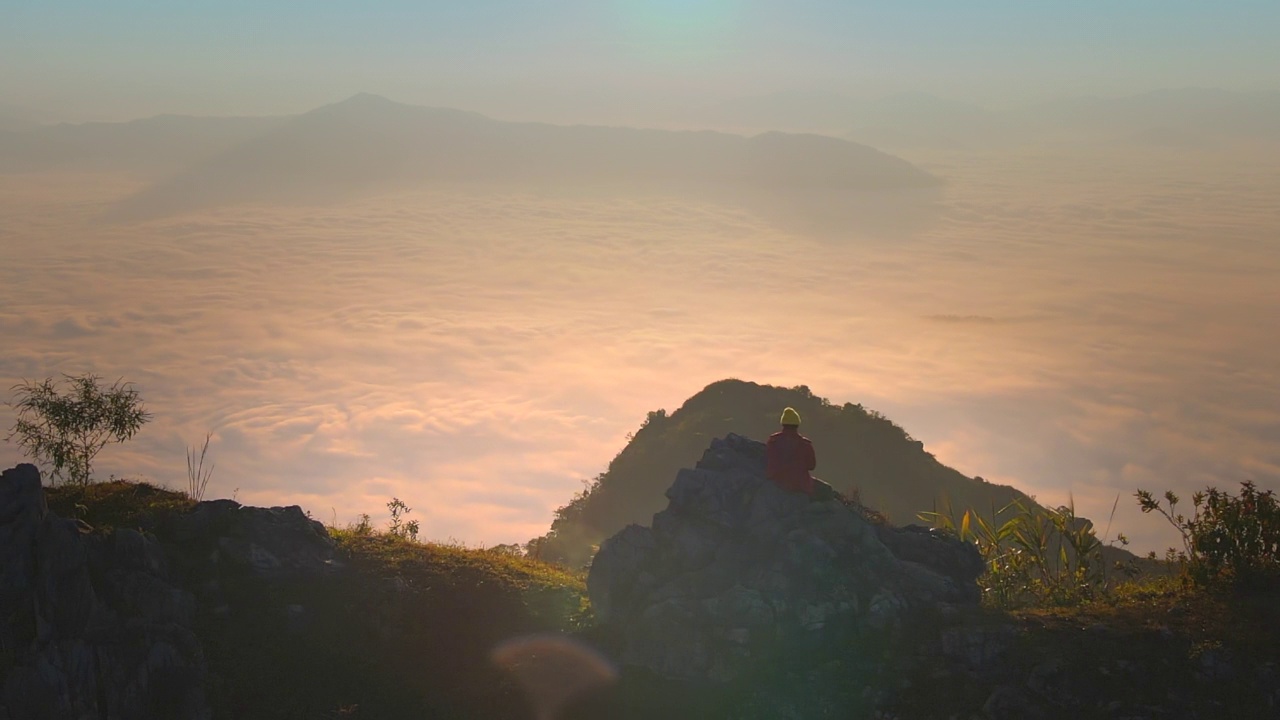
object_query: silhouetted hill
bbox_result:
[0,114,289,176]
[105,93,940,221]
[535,379,1045,567]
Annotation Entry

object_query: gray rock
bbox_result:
[587,434,983,682]
[983,684,1046,720]
[586,523,656,623]
[876,523,985,604]
[1025,657,1093,709]
[0,464,211,720]
[171,501,338,579]
[1196,648,1234,682]
[939,623,1017,676]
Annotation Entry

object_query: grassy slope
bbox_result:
[46,478,197,529]
[539,379,1045,566]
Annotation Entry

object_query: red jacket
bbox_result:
[766,428,816,495]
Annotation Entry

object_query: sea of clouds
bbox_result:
[2,142,1277,554]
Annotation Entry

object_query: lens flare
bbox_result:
[490,634,618,720]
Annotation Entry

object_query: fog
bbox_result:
[1,86,1277,555]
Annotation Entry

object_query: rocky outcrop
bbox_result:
[165,498,340,580]
[587,433,982,682]
[0,464,342,720]
[0,464,208,720]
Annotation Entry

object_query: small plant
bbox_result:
[920,493,1129,608]
[386,498,419,541]
[349,513,373,536]
[6,373,152,486]
[186,431,216,502]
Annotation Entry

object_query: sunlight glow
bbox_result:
[613,0,742,60]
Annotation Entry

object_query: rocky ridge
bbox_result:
[582,435,1280,719]
[587,433,983,682]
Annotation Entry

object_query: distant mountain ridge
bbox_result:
[534,379,1050,567]
[101,93,939,221]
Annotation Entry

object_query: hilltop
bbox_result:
[535,379,1051,568]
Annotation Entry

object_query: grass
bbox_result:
[46,478,195,530]
[878,575,1280,720]
[186,431,215,502]
[198,530,589,719]
[1047,576,1280,663]
[329,529,590,630]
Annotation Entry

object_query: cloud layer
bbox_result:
[2,140,1278,554]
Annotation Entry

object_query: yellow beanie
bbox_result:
[780,407,801,426]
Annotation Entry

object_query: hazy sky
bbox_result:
[4,1,1279,121]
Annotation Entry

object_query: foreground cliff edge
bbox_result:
[0,463,585,720]
[3,439,1278,719]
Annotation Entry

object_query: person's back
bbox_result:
[766,407,817,495]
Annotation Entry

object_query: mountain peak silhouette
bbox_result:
[329,92,400,109]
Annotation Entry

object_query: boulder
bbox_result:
[587,433,982,681]
[167,499,339,579]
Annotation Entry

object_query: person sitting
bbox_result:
[766,407,819,494]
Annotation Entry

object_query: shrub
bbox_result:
[6,373,151,486]
[1137,481,1280,588]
